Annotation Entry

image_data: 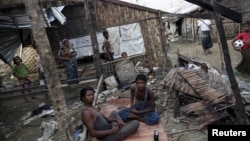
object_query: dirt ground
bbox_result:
[168,38,250,81]
[1,38,249,141]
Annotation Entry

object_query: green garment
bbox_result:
[13,64,28,78]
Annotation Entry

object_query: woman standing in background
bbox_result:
[58,39,78,84]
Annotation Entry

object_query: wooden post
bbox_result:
[93,74,104,107]
[192,18,195,42]
[158,11,168,52]
[213,10,248,124]
[216,37,225,72]
[84,0,102,78]
[174,91,180,118]
[185,20,187,41]
[23,1,71,140]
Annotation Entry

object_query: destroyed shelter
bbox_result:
[1,0,250,141]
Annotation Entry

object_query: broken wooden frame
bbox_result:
[101,53,147,78]
[0,77,98,102]
[161,66,235,129]
[183,0,247,124]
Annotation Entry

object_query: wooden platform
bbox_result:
[97,98,168,141]
[0,77,98,101]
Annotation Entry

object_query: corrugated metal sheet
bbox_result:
[0,28,31,64]
[0,14,30,29]
[0,7,64,65]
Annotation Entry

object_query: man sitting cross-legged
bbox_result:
[118,74,160,125]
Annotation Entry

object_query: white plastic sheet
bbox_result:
[60,23,145,59]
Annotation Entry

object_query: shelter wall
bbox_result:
[180,17,239,42]
[47,1,169,68]
[30,0,168,68]
[94,0,167,68]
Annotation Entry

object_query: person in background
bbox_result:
[13,56,36,101]
[58,39,78,84]
[102,30,114,61]
[80,86,140,141]
[121,52,128,58]
[118,74,160,125]
[196,19,214,55]
[231,21,250,75]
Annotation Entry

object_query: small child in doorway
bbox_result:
[61,46,74,65]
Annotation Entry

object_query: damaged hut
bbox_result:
[0,0,173,141]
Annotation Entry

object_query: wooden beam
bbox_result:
[101,53,145,66]
[23,0,73,140]
[93,74,104,106]
[85,0,102,78]
[213,9,247,124]
[213,3,241,23]
[0,76,96,95]
[0,78,98,101]
[162,13,213,19]
[96,16,159,31]
[185,0,241,23]
[158,12,168,52]
[0,0,85,9]
[0,0,163,14]
[185,0,213,11]
[101,0,161,14]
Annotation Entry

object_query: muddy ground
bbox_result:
[1,38,249,141]
[169,38,250,81]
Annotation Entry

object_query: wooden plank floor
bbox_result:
[97,98,168,141]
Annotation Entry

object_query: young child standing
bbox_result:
[232,21,250,74]
[12,56,35,101]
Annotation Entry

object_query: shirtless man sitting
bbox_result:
[118,74,160,125]
[80,86,140,141]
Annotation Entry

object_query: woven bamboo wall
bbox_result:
[15,46,38,73]
[95,0,157,29]
[2,0,168,68]
[241,0,250,23]
[94,0,167,68]
[140,19,165,68]
[181,17,239,41]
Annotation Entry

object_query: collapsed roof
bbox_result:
[0,6,65,65]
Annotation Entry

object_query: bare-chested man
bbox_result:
[118,74,160,125]
[80,86,140,141]
[102,30,114,61]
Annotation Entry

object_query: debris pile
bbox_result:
[160,65,236,128]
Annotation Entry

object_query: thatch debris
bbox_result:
[160,64,236,128]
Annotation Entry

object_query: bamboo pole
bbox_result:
[93,74,104,107]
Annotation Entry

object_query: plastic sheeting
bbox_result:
[61,23,145,59]
[119,23,145,57]
[166,0,199,14]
